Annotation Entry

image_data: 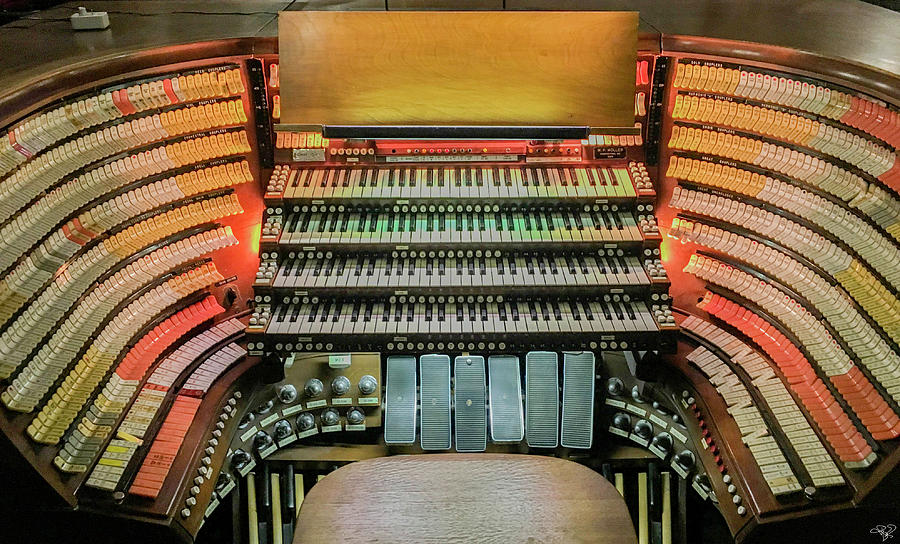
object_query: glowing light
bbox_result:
[659,239,671,263]
[249,222,261,255]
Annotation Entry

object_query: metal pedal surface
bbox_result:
[525,351,558,448]
[384,356,416,444]
[419,354,451,450]
[561,351,595,449]
[488,355,524,443]
[454,355,486,452]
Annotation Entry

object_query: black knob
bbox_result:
[358,375,378,395]
[634,419,653,439]
[606,378,624,396]
[613,412,631,431]
[225,287,238,308]
[651,432,673,453]
[346,408,365,425]
[296,412,315,431]
[274,419,292,439]
[254,431,273,450]
[278,384,298,403]
[321,408,340,427]
[305,378,324,397]
[631,385,644,403]
[215,473,233,492]
[331,376,351,396]
[231,449,251,468]
[694,473,711,491]
[256,399,275,415]
[675,450,695,469]
[238,413,255,429]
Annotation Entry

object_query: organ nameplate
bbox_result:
[260,414,280,428]
[649,414,669,428]
[626,404,647,417]
[238,460,257,477]
[328,353,351,368]
[240,426,259,443]
[670,427,689,444]
[292,148,325,162]
[609,426,630,438]
[218,479,236,498]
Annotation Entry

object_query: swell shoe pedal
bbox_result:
[384,356,417,445]
[525,351,559,448]
[561,351,595,449]
[419,354,451,450]
[454,355,486,452]
[488,355,524,443]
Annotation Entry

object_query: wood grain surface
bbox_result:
[293,454,637,543]
[278,11,638,128]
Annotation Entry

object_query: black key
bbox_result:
[540,301,551,321]
[581,301,594,320]
[600,301,613,320]
[611,301,624,320]
[608,256,619,274]
[569,301,581,320]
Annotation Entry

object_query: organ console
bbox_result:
[0,2,897,544]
